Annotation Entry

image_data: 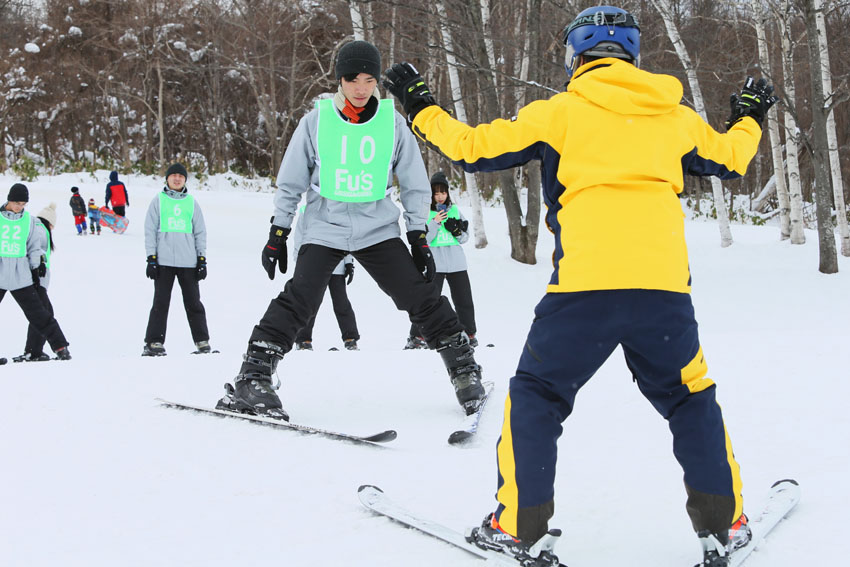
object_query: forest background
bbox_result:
[1,0,848,269]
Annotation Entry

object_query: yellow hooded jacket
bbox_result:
[411,59,762,294]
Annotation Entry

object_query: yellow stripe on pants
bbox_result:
[496,393,519,536]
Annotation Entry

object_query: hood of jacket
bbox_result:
[109,170,119,182]
[568,59,683,116]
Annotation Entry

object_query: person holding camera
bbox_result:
[405,171,478,349]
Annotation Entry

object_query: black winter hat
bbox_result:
[165,163,188,179]
[430,171,449,189]
[335,40,381,80]
[8,183,29,202]
[71,186,79,193]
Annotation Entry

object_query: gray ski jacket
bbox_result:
[426,207,470,273]
[271,97,430,251]
[144,188,207,268]
[0,205,45,291]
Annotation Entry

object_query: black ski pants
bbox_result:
[145,266,209,344]
[250,239,462,350]
[24,284,56,355]
[409,271,476,338]
[295,273,359,342]
[0,285,68,352]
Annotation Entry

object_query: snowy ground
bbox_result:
[1,171,846,566]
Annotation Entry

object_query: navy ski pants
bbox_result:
[494,290,742,542]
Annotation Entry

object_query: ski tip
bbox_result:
[448,431,473,445]
[363,430,398,443]
[358,484,383,494]
[771,478,799,488]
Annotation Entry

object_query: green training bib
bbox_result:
[159,192,194,234]
[0,211,30,258]
[429,205,460,247]
[316,98,395,202]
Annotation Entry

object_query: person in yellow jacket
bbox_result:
[384,6,776,567]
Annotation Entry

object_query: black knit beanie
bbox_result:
[71,186,79,193]
[165,163,188,179]
[8,183,29,202]
[335,40,381,80]
[430,171,449,189]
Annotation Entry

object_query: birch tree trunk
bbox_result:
[813,0,849,256]
[348,1,366,42]
[156,58,165,171]
[803,0,838,273]
[751,0,790,239]
[435,0,488,248]
[779,0,806,244]
[651,0,733,247]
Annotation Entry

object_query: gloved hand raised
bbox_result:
[261,224,290,280]
[383,62,437,122]
[344,262,355,285]
[407,230,436,283]
[196,256,207,281]
[146,255,159,280]
[725,77,778,131]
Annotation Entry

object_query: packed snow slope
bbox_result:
[1,171,846,567]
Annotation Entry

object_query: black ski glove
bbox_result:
[407,230,436,283]
[196,256,207,281]
[443,218,468,238]
[261,224,290,280]
[383,62,437,122]
[725,77,778,131]
[36,254,47,277]
[344,262,355,285]
[146,255,159,280]
[31,268,40,287]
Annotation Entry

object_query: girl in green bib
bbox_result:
[405,172,478,349]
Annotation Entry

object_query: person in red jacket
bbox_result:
[105,171,129,217]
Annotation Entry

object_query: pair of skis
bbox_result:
[357,480,801,567]
[156,381,494,447]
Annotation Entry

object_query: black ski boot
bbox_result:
[12,352,51,363]
[217,341,289,420]
[54,347,72,361]
[142,342,166,357]
[403,335,427,350]
[435,331,485,415]
[343,339,359,351]
[466,513,561,567]
[695,530,729,567]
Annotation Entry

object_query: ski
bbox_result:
[449,381,495,445]
[191,349,220,354]
[358,484,540,566]
[725,479,800,567]
[155,398,397,446]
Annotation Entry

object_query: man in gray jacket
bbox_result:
[142,163,212,356]
[0,183,71,360]
[217,40,485,421]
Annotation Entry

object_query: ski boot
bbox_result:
[468,334,479,348]
[466,513,561,567]
[295,341,313,351]
[343,339,359,351]
[142,342,167,357]
[436,331,485,415]
[403,335,427,350]
[54,347,72,361]
[696,530,729,567]
[217,340,289,420]
[728,513,751,552]
[12,352,51,363]
[193,340,217,354]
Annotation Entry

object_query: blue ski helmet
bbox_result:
[563,6,640,79]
